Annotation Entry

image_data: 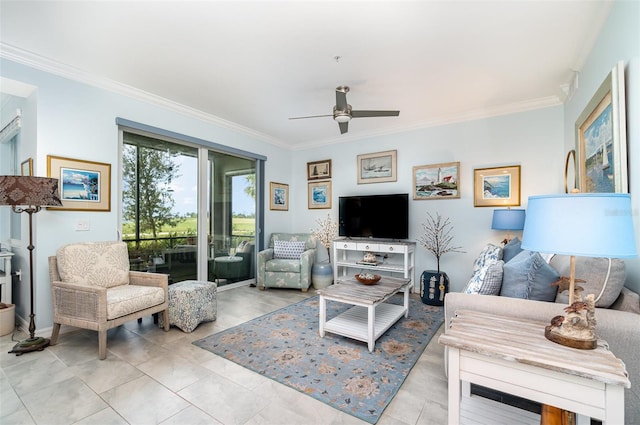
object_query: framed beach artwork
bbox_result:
[413,161,460,200]
[269,182,289,211]
[307,159,332,181]
[575,61,628,193]
[357,150,397,184]
[308,180,331,209]
[46,155,111,211]
[473,165,521,207]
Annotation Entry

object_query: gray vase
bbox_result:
[312,262,333,289]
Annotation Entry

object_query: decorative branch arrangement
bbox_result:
[418,212,464,273]
[310,213,339,249]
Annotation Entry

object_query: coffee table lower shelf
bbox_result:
[323,303,406,350]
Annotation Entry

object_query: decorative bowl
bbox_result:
[354,273,381,285]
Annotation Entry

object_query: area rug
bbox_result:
[193,293,444,424]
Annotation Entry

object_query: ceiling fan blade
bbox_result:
[339,121,349,134]
[288,114,333,120]
[351,110,400,118]
[336,86,349,110]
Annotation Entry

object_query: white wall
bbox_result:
[563,0,640,293]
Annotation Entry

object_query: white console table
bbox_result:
[0,251,15,304]
[332,239,415,290]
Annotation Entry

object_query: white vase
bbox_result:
[0,304,15,336]
[312,262,333,289]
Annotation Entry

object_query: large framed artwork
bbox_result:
[46,155,111,211]
[308,180,331,209]
[575,61,628,193]
[413,161,460,200]
[307,159,332,181]
[473,165,521,207]
[269,182,289,211]
[357,150,397,184]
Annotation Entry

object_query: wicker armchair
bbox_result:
[48,241,169,359]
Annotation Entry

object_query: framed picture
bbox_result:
[269,181,289,211]
[46,155,111,211]
[413,161,460,200]
[307,159,332,180]
[357,150,397,184]
[575,61,627,193]
[473,165,521,207]
[308,180,332,209]
[20,158,33,176]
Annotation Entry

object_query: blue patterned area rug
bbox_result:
[193,293,444,424]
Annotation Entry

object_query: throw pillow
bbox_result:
[502,237,523,263]
[463,244,503,294]
[476,261,504,295]
[550,255,626,308]
[501,250,559,301]
[56,241,130,288]
[273,240,306,259]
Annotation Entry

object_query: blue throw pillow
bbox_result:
[500,250,559,301]
[502,237,523,263]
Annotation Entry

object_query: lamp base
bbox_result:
[545,325,597,350]
[8,337,50,356]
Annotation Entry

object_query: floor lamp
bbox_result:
[0,176,62,355]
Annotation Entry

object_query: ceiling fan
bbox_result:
[289,86,400,134]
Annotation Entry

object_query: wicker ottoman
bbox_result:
[160,280,217,332]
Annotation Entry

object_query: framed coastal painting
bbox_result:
[357,150,397,184]
[308,180,331,209]
[269,181,289,211]
[46,155,111,211]
[473,165,520,207]
[307,159,332,180]
[413,161,460,200]
[575,61,628,193]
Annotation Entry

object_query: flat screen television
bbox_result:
[339,193,409,240]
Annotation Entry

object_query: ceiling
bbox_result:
[0,1,611,150]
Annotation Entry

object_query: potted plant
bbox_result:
[418,212,464,305]
[310,213,338,289]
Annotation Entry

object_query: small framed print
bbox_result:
[307,159,331,180]
[269,181,289,211]
[21,158,33,176]
[47,155,111,211]
[473,165,521,207]
[308,180,331,209]
[357,150,397,184]
[413,161,460,200]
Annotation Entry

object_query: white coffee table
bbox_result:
[317,275,411,352]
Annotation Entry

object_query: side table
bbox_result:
[438,309,630,425]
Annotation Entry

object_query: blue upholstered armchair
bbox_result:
[257,233,316,292]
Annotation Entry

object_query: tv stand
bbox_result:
[332,239,416,290]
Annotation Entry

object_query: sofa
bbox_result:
[444,238,640,424]
[257,233,315,291]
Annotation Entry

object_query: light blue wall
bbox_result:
[563,0,640,293]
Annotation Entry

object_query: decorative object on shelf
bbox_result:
[521,193,637,349]
[357,150,397,184]
[0,176,62,354]
[491,208,526,244]
[307,180,331,209]
[20,158,33,176]
[46,155,111,211]
[269,181,289,211]
[363,251,377,263]
[307,159,331,180]
[575,61,627,193]
[355,273,381,285]
[310,213,339,289]
[413,161,460,200]
[473,165,521,207]
[418,212,464,306]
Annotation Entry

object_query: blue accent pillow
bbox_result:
[500,250,559,301]
[502,237,523,263]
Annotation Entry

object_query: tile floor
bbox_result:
[0,285,449,425]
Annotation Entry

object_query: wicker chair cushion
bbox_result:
[106,285,165,320]
[57,241,130,288]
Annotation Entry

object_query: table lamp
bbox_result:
[0,176,62,355]
[491,208,526,244]
[521,193,637,349]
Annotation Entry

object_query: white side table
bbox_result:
[0,251,15,304]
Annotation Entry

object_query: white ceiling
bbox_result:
[0,1,611,149]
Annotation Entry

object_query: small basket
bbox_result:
[354,274,381,285]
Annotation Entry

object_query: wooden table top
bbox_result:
[317,275,410,305]
[438,309,630,388]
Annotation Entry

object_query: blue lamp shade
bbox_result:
[521,193,637,258]
[491,209,526,231]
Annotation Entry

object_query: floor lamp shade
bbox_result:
[521,193,637,258]
[491,209,526,231]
